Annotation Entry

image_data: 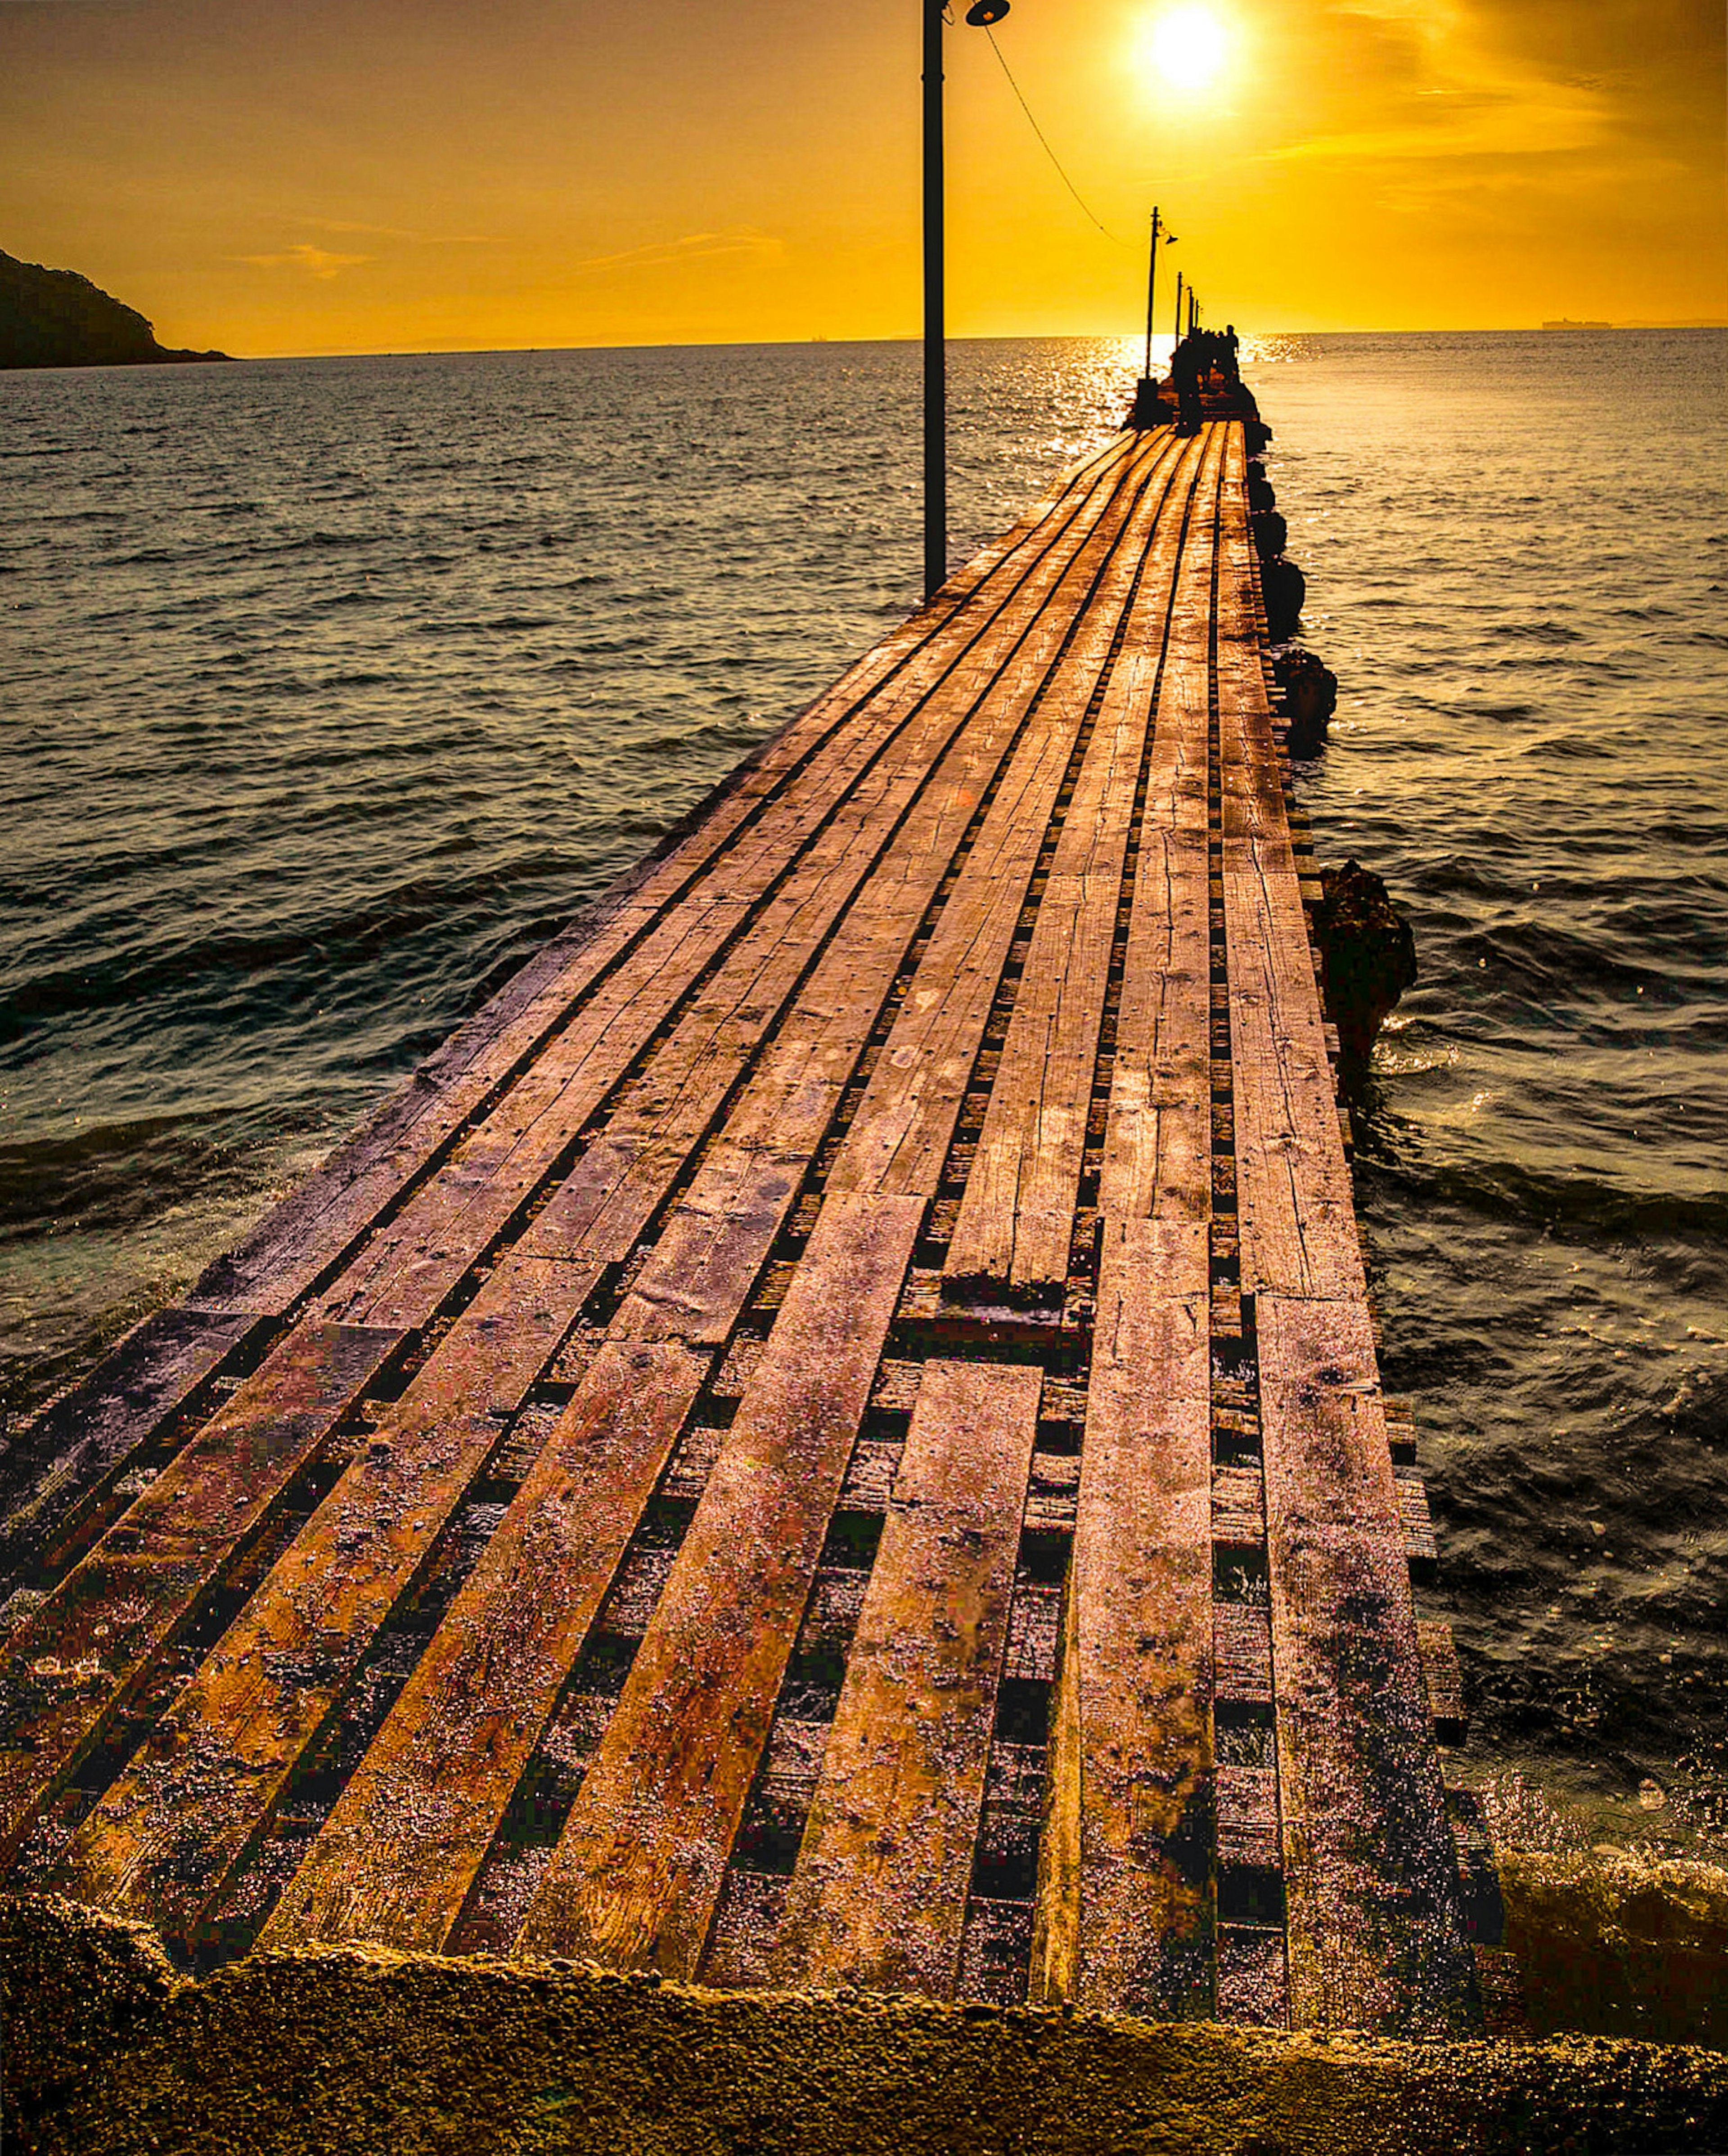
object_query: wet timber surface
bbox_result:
[0,417,1512,2037]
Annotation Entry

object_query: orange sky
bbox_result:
[1,0,1723,356]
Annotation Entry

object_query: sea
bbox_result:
[2,329,1724,1859]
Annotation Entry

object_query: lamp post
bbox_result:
[1130,207,1178,428]
[925,0,1008,602]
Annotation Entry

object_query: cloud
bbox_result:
[563,229,786,281]
[300,219,500,246]
[238,244,371,279]
[1261,0,1610,166]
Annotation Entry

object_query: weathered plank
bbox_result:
[0,1322,401,1866]
[1256,1292,1476,2035]
[826,445,1184,1205]
[1034,1221,1213,2017]
[773,1358,1041,1995]
[251,1341,710,1953]
[48,1258,600,1941]
[1031,428,1222,2017]
[1215,433,1363,1303]
[511,1191,925,1972]
[1094,432,1220,1230]
[944,428,1208,1303]
[0,1307,261,1591]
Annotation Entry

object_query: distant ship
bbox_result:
[1541,318,1612,330]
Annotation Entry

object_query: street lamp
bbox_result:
[925,0,1008,601]
[1130,206,1177,429]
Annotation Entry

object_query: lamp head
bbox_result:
[965,1,1009,23]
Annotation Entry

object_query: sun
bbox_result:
[1143,5,1232,92]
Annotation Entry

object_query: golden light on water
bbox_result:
[1142,5,1232,93]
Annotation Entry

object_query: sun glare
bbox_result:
[1144,5,1231,92]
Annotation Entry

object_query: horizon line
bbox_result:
[198,321,1728,363]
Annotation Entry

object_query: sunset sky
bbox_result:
[2,0,1723,356]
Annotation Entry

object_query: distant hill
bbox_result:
[1,250,230,369]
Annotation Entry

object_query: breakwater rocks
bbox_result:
[1245,451,1306,642]
[0,251,229,370]
[1272,646,1339,755]
[1260,554,1306,644]
[1314,858,1419,1061]
[3,1893,1725,2156]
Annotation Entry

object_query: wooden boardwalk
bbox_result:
[0,418,1509,2034]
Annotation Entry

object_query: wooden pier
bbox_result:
[0,418,1512,2036]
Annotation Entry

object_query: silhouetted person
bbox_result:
[1222,323,1240,384]
[1172,335,1203,435]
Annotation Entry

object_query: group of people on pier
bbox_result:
[1169,323,1240,433]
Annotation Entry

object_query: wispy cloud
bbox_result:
[299,218,501,247]
[238,245,371,279]
[1263,0,1610,165]
[564,229,785,280]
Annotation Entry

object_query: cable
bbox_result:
[984,28,1136,248]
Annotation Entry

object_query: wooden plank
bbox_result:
[1032,434,1222,2017]
[0,1322,401,1867]
[608,429,1186,1350]
[511,1191,924,1973]
[772,1358,1041,1997]
[1034,1220,1213,2017]
[1256,1291,1476,2035]
[1418,1619,1467,1742]
[824,449,1184,1206]
[511,440,1172,1316]
[182,436,1141,1326]
[49,1258,605,1943]
[944,430,1212,1303]
[250,1341,710,1953]
[0,1307,261,1590]
[1027,1534,1081,2008]
[310,437,1162,1336]
[524,444,1174,1352]
[1094,432,1221,1230]
[1216,1765,1281,1870]
[606,436,1174,1342]
[1215,431,1364,1302]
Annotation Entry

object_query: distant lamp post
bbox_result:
[925,0,1009,602]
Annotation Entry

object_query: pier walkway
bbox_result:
[0,419,1508,2035]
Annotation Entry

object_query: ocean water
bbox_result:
[2,330,1724,1855]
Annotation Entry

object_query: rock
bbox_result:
[1499,1848,1728,2051]
[1271,647,1338,755]
[1314,859,1417,1059]
[1260,555,1306,642]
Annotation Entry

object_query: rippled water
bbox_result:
[2,330,1723,1854]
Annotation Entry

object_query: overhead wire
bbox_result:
[982,27,1137,249]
